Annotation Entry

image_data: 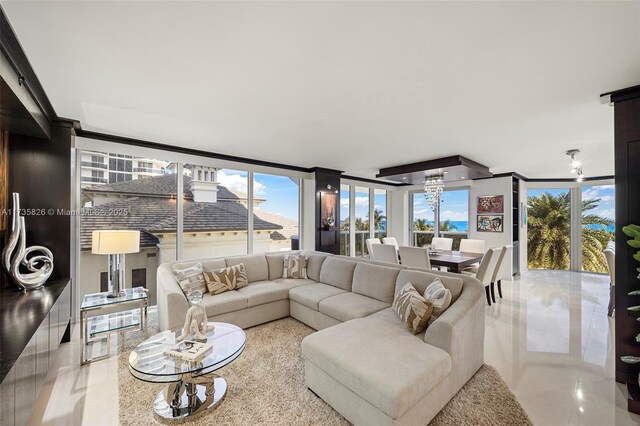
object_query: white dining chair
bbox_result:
[365,238,381,259]
[491,245,512,300]
[463,247,501,305]
[382,237,399,251]
[398,246,431,269]
[431,237,453,251]
[459,239,485,253]
[371,244,399,264]
[604,247,615,316]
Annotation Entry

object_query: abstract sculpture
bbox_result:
[1,193,54,290]
[177,291,215,342]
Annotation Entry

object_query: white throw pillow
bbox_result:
[423,278,452,324]
[172,263,207,296]
[283,253,308,279]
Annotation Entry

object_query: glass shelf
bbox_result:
[87,309,141,338]
[81,287,147,310]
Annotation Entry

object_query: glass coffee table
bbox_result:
[128,322,246,420]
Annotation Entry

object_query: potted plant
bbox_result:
[621,224,640,364]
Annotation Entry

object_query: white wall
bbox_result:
[468,176,513,250]
[388,189,409,246]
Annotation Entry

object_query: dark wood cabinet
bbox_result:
[0,280,71,426]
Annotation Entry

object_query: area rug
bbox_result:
[118,317,531,425]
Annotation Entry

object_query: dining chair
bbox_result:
[398,246,431,269]
[371,244,399,264]
[491,245,512,299]
[462,247,501,305]
[604,247,615,316]
[365,238,381,259]
[459,239,485,253]
[431,237,453,251]
[382,237,399,251]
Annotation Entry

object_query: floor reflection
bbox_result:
[486,270,638,425]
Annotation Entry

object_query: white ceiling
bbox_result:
[3,1,639,179]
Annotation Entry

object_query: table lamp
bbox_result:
[92,230,140,298]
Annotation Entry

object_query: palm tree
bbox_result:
[373,209,386,231]
[527,192,613,272]
[413,218,433,231]
[439,219,458,232]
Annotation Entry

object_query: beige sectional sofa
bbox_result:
[157,251,485,425]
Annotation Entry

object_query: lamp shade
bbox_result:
[92,230,140,255]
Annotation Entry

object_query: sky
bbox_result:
[218,169,300,219]
[340,189,387,224]
[527,185,615,220]
[413,189,469,223]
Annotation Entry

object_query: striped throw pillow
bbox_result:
[172,263,207,296]
[392,282,433,334]
[204,263,248,295]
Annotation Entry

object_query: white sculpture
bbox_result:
[177,291,215,342]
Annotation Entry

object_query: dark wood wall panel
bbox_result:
[7,124,72,283]
[613,92,640,414]
[314,168,342,254]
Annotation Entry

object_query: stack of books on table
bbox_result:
[165,340,213,362]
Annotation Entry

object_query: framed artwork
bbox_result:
[477,215,503,233]
[320,192,337,230]
[477,195,504,214]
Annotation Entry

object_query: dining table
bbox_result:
[428,250,484,274]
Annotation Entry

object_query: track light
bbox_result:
[566,149,584,182]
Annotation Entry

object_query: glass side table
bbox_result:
[80,287,148,365]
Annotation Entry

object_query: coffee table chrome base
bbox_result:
[153,375,227,421]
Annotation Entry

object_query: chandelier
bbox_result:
[424,175,445,211]
[566,149,584,182]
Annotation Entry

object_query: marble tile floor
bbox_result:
[30,271,640,425]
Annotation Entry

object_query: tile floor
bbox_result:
[30,270,640,425]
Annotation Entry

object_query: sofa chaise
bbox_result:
[157,251,485,425]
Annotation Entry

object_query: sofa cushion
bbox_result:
[392,283,433,335]
[301,317,452,419]
[319,257,357,291]
[172,263,207,296]
[204,264,248,295]
[236,280,290,307]
[319,292,390,322]
[306,252,332,282]
[289,283,347,311]
[273,278,317,291]
[351,262,400,303]
[201,259,228,272]
[265,251,300,280]
[200,290,248,317]
[396,270,464,303]
[226,254,269,283]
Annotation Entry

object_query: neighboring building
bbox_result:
[80,172,292,304]
[80,150,170,187]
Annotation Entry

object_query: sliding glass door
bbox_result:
[410,189,469,249]
[581,184,615,273]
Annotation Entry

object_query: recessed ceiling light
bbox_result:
[460,176,466,179]
[402,177,407,180]
[443,171,448,174]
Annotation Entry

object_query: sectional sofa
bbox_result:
[157,251,485,425]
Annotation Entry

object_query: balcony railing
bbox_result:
[81,161,108,170]
[339,230,387,257]
[81,176,108,184]
[133,167,165,174]
[412,230,469,251]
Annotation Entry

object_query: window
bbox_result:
[411,189,469,249]
[340,185,350,256]
[131,268,147,288]
[581,185,615,273]
[354,187,370,257]
[439,189,469,250]
[411,193,435,247]
[252,173,300,253]
[527,188,571,271]
[79,150,176,304]
[374,189,387,239]
[181,167,248,260]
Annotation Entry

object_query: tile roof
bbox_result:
[80,196,282,250]
[83,173,238,200]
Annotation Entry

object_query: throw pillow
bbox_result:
[172,263,207,296]
[392,282,433,335]
[423,278,452,324]
[204,263,248,295]
[283,253,308,279]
